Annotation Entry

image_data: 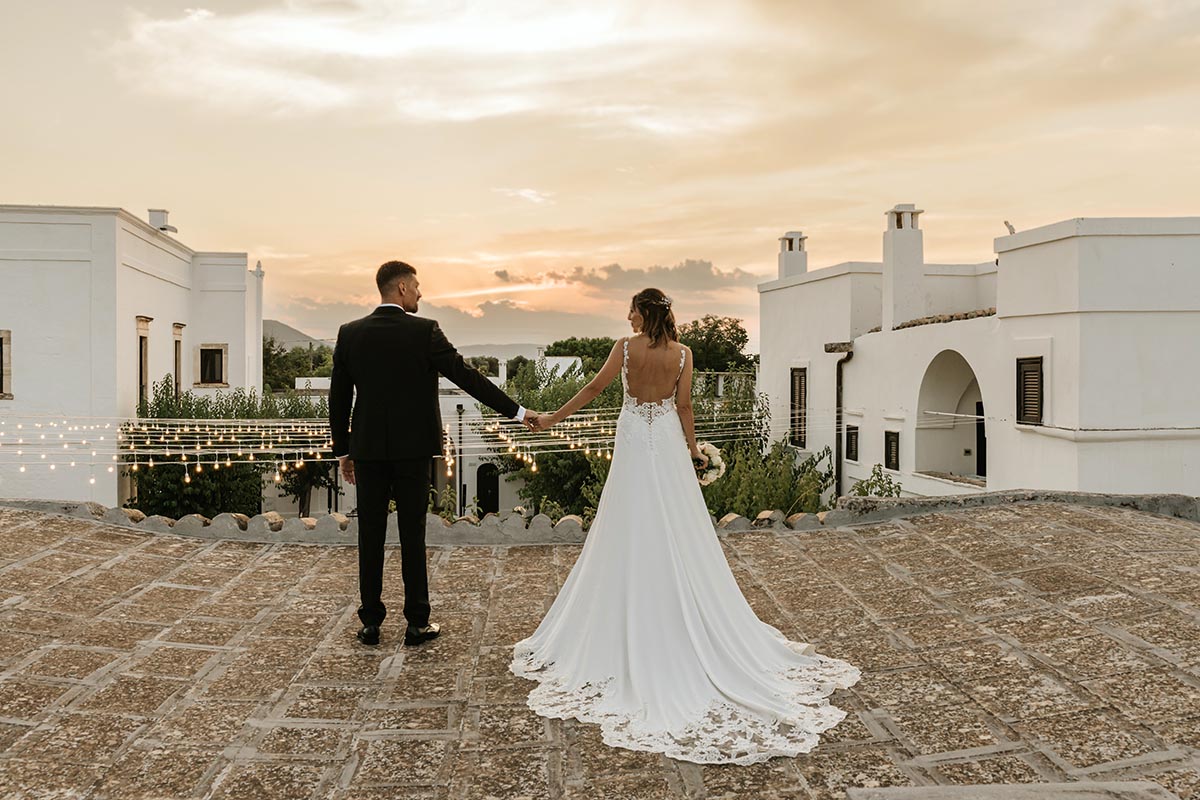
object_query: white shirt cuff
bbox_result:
[516,406,527,421]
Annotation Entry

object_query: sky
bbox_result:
[3,0,1199,350]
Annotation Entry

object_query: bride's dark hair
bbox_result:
[631,288,678,348]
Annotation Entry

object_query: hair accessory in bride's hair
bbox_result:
[657,296,673,307]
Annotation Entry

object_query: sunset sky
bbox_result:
[4,0,1199,350]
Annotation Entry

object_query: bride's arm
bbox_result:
[545,339,625,427]
[676,346,703,460]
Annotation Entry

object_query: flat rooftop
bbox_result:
[0,502,1198,799]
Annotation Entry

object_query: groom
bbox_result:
[329,260,540,646]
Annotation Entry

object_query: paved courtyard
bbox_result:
[0,502,1198,799]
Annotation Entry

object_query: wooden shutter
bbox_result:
[846,426,859,462]
[1016,357,1043,425]
[790,368,807,448]
[884,431,900,471]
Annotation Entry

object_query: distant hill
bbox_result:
[264,320,331,350]
[265,320,542,359]
[457,343,543,360]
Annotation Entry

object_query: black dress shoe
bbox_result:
[356,624,380,646]
[404,622,441,646]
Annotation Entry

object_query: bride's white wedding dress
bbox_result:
[510,339,860,765]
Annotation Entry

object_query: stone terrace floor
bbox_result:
[0,503,1199,800]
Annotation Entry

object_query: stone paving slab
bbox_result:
[847,781,1181,799]
[0,502,1198,799]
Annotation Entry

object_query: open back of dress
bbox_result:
[510,336,860,764]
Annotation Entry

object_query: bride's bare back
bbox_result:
[623,335,686,404]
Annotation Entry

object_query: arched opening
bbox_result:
[916,350,986,486]
[476,463,500,515]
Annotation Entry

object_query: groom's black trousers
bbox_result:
[353,458,431,629]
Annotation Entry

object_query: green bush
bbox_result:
[487,354,824,521]
[851,464,903,497]
[126,376,333,519]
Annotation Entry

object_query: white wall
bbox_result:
[760,213,1200,499]
[0,205,262,505]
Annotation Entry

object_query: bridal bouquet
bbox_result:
[693,441,726,486]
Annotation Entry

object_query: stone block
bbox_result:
[527,514,553,538]
[314,514,348,537]
[479,513,502,531]
[208,514,244,536]
[753,509,785,528]
[141,515,175,533]
[426,513,451,538]
[120,507,147,524]
[101,507,135,527]
[552,515,584,541]
[281,517,310,537]
[260,511,285,532]
[717,513,751,532]
[72,503,104,520]
[246,514,278,537]
[174,514,212,536]
[819,509,852,527]
[211,513,248,532]
[501,514,528,538]
[299,517,318,530]
[786,512,821,531]
[450,518,479,537]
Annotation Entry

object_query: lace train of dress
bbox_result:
[510,342,860,765]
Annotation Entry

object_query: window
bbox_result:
[0,329,11,399]
[1016,357,1044,425]
[135,315,152,406]
[138,335,149,404]
[846,425,859,462]
[199,347,225,385]
[884,431,900,471]
[173,323,185,398]
[789,367,807,448]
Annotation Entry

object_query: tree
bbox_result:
[678,315,752,372]
[506,355,531,380]
[128,375,340,519]
[262,336,334,393]
[545,336,616,373]
[466,356,499,377]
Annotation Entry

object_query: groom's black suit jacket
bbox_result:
[329,306,519,460]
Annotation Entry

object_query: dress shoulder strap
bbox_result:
[676,345,686,378]
[622,337,630,372]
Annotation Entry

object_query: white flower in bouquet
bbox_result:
[693,441,726,486]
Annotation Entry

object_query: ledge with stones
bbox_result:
[1,488,1195,545]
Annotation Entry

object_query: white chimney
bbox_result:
[882,204,925,330]
[777,231,808,278]
[148,209,177,233]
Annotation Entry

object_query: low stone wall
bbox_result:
[1,489,1196,546]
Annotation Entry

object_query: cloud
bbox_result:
[493,259,757,294]
[110,0,783,135]
[493,188,555,205]
[268,296,620,346]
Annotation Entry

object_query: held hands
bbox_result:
[338,455,356,485]
[522,411,555,432]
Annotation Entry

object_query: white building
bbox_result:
[0,205,264,504]
[759,206,1200,498]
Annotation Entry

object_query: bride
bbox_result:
[510,288,860,765]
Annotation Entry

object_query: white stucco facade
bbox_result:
[0,205,264,504]
[759,207,1200,498]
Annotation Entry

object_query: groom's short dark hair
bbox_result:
[377,260,416,291]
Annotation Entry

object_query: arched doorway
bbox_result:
[476,463,500,515]
[916,350,986,484]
